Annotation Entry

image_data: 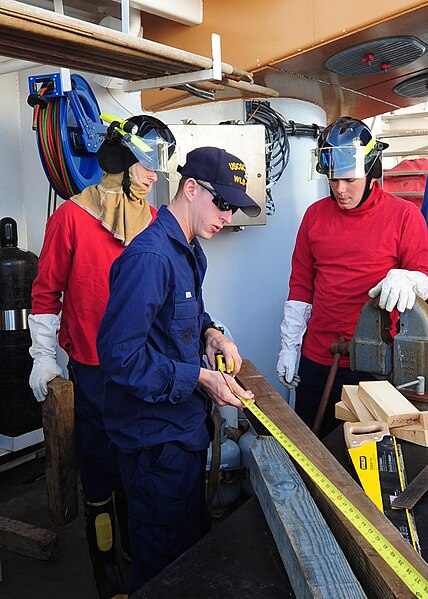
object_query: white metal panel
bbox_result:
[153,124,267,226]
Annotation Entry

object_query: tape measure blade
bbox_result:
[242,398,428,597]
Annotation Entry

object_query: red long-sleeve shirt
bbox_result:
[288,181,428,367]
[32,200,156,365]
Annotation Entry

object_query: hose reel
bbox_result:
[27,72,105,202]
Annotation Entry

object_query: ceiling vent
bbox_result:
[324,36,426,77]
[393,74,428,98]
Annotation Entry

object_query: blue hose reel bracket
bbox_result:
[28,73,105,198]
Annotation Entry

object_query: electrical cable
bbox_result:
[105,87,134,117]
[246,101,322,215]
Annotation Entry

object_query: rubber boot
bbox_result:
[84,496,128,599]
[114,484,131,563]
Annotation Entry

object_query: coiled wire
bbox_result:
[246,101,321,214]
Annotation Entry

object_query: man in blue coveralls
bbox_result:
[97,146,261,594]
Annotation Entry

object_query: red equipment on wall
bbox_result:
[383,158,428,209]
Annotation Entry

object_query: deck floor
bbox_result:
[0,453,131,598]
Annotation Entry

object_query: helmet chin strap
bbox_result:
[121,146,132,198]
[122,167,131,198]
[356,174,374,207]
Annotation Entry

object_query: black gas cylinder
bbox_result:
[0,217,41,437]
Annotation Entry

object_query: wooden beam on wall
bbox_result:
[236,360,428,599]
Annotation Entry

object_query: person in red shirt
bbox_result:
[277,116,428,437]
[28,114,175,599]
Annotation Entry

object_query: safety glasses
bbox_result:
[197,180,238,214]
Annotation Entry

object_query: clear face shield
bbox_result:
[100,113,176,175]
[120,131,174,173]
[309,146,369,180]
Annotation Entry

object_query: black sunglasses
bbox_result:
[197,181,238,214]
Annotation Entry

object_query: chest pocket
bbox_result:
[168,298,200,360]
[173,299,199,320]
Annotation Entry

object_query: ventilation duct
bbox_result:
[393,74,428,99]
[324,36,427,77]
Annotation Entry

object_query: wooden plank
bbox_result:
[357,381,420,428]
[390,411,428,446]
[391,425,428,447]
[392,465,428,509]
[0,31,191,80]
[0,0,278,98]
[250,436,367,599]
[0,516,57,561]
[42,377,78,526]
[236,360,428,599]
[395,411,428,431]
[391,412,428,447]
[342,385,374,421]
[335,400,359,422]
[0,2,220,71]
[340,385,356,411]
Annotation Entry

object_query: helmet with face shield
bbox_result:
[310,116,388,180]
[97,113,176,174]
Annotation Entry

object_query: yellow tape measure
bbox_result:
[215,353,234,373]
[238,395,428,598]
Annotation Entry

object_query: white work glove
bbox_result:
[368,269,428,313]
[276,300,312,388]
[28,314,65,402]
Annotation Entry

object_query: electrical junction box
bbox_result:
[152,124,266,227]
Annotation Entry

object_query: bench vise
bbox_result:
[349,296,428,396]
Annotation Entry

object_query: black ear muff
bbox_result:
[96,141,138,174]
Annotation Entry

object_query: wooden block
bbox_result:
[392,465,428,509]
[392,411,428,432]
[418,411,428,430]
[342,385,374,422]
[358,381,420,428]
[340,385,355,411]
[335,401,359,422]
[42,377,78,526]
[236,360,428,599]
[391,425,428,447]
[250,436,366,599]
[0,516,57,561]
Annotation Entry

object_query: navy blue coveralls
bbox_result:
[97,206,213,593]
[68,360,121,502]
